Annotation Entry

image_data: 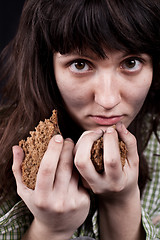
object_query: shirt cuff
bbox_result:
[141,207,160,240]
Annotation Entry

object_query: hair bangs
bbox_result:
[39,0,160,58]
[48,0,128,57]
[51,2,119,57]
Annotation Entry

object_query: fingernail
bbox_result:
[122,125,128,134]
[55,134,63,142]
[117,122,128,134]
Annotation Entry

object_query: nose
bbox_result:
[94,71,121,109]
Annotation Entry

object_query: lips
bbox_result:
[90,115,123,126]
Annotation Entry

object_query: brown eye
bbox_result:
[121,57,143,72]
[75,61,86,70]
[69,59,91,73]
[124,59,136,68]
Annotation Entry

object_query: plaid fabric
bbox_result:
[141,131,160,240]
[0,131,159,239]
[0,200,33,240]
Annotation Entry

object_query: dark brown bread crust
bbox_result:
[91,137,127,173]
[19,110,60,190]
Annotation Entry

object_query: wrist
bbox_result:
[22,218,73,240]
[98,186,145,240]
[99,185,140,207]
[98,185,142,225]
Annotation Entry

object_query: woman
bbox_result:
[0,0,160,239]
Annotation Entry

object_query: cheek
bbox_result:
[137,78,152,102]
[56,79,90,108]
[128,79,152,114]
[132,92,147,109]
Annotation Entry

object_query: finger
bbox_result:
[116,122,139,167]
[12,145,28,195]
[74,129,103,183]
[12,145,24,184]
[54,138,75,194]
[69,168,80,190]
[67,169,90,221]
[68,169,90,204]
[35,134,63,192]
[74,128,104,155]
[103,127,123,180]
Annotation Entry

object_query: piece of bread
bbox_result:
[19,110,61,190]
[91,136,127,173]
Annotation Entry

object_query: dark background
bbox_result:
[0,1,25,52]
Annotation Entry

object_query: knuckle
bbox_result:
[17,187,23,198]
[128,134,137,147]
[34,196,49,210]
[132,155,139,167]
[59,160,72,173]
[16,183,26,198]
[75,158,86,171]
[91,185,105,195]
[53,200,65,214]
[69,198,87,213]
[69,200,77,212]
[40,167,53,177]
[110,184,124,193]
[12,164,17,175]
[104,157,120,170]
[108,159,119,169]
[132,136,137,146]
[80,195,90,206]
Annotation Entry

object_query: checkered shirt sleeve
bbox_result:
[141,131,160,239]
[0,200,33,240]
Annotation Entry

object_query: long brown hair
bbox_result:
[0,0,160,202]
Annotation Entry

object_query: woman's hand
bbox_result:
[74,123,145,240]
[74,123,139,201]
[12,135,90,240]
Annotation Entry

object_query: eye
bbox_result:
[120,57,143,72]
[69,59,91,73]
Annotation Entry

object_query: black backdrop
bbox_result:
[0,1,25,52]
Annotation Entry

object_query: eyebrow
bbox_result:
[59,51,109,60]
[58,51,151,62]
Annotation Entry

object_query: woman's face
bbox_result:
[53,49,152,130]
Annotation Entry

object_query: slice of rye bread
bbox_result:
[19,110,61,190]
[91,137,127,173]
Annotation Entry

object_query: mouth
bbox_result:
[90,115,123,126]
